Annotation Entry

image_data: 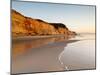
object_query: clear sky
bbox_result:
[12,1,95,33]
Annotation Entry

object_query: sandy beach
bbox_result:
[12,33,95,74]
[12,34,70,40]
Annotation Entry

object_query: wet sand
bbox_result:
[11,34,95,74]
[12,34,69,40]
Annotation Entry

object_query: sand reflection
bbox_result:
[12,36,70,58]
[12,36,77,74]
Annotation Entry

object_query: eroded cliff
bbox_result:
[12,9,76,37]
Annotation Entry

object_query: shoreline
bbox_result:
[12,34,71,41]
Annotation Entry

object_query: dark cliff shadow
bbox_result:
[12,36,79,74]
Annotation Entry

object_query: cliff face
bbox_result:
[12,9,76,37]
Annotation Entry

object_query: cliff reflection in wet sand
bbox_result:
[12,36,77,74]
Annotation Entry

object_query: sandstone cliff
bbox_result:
[12,9,76,37]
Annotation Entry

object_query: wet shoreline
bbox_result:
[12,34,95,74]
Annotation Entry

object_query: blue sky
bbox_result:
[12,1,95,33]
